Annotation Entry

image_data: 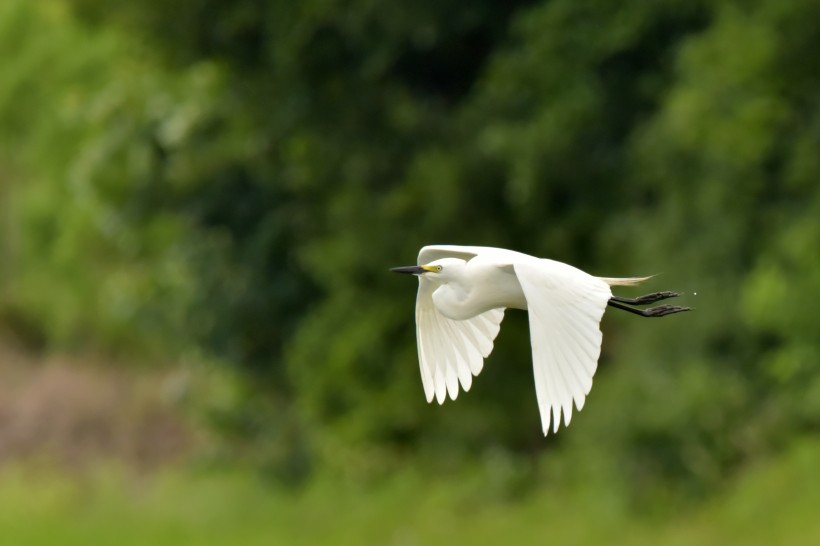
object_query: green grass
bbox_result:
[1,439,818,546]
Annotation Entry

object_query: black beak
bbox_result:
[390,265,426,276]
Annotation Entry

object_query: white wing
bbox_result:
[514,260,612,435]
[418,245,528,266]
[414,247,506,404]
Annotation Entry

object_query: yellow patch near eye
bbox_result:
[421,265,438,272]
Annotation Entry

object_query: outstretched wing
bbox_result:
[417,245,482,265]
[417,245,526,266]
[415,275,505,404]
[514,260,612,435]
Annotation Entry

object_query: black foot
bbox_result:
[642,304,691,317]
[607,299,692,318]
[610,291,681,306]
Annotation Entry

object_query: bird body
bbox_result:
[429,257,526,319]
[392,245,689,436]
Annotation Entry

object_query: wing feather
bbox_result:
[552,324,578,429]
[443,318,475,391]
[533,340,552,436]
[457,321,489,374]
[462,318,497,370]
[537,341,554,434]
[415,275,505,404]
[514,260,612,436]
[415,314,435,402]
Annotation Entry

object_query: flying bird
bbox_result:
[391,245,690,436]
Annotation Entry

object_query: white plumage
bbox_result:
[392,245,665,436]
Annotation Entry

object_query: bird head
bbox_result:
[390,258,464,279]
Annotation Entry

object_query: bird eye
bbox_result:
[436,265,443,272]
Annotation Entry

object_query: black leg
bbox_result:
[607,299,691,318]
[610,291,681,306]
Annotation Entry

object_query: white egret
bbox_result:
[391,245,689,436]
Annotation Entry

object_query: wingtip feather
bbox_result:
[574,394,586,411]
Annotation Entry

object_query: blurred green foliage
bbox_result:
[1,0,818,495]
[1,438,819,545]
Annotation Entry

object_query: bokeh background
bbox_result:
[1,0,819,544]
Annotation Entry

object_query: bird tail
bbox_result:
[598,275,654,287]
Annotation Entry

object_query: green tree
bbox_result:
[3,0,819,496]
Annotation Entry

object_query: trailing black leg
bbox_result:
[610,291,681,306]
[607,300,691,317]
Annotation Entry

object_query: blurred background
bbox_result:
[1,0,818,544]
